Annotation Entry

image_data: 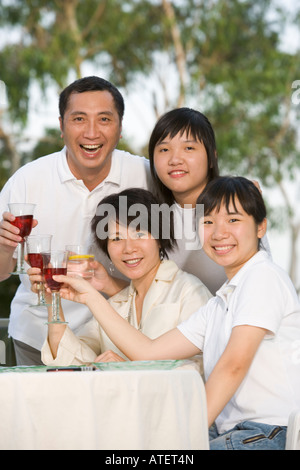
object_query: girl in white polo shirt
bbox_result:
[53,176,300,450]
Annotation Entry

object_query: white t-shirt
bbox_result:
[0,147,152,350]
[177,251,300,433]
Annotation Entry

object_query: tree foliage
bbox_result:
[0,0,166,124]
[1,0,300,299]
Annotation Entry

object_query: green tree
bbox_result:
[0,0,168,316]
[153,0,300,289]
[0,0,166,178]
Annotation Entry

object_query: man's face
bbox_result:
[60,90,122,182]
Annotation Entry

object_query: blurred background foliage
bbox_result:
[1,0,300,315]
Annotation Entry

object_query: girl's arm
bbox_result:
[205,324,267,427]
[54,274,200,361]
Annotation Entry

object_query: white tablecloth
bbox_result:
[0,362,208,450]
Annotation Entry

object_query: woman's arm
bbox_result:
[47,305,68,359]
[205,325,267,427]
[55,274,200,361]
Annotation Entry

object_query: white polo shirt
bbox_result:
[177,251,300,433]
[0,147,152,350]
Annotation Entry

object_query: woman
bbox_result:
[148,107,270,294]
[54,177,300,450]
[35,188,211,365]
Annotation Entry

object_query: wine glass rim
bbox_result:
[8,203,36,207]
[26,234,53,239]
[43,250,67,254]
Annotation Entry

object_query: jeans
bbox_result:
[209,421,287,450]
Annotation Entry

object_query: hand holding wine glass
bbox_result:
[0,212,24,248]
[51,272,100,306]
[65,245,125,295]
[7,203,37,275]
[43,251,68,324]
[26,234,52,307]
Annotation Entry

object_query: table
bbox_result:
[0,360,208,450]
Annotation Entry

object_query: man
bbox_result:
[0,76,151,365]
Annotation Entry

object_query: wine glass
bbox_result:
[42,251,68,324]
[66,245,95,279]
[8,203,36,275]
[26,234,53,307]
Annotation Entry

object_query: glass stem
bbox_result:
[37,283,46,305]
[51,291,61,322]
[16,241,25,273]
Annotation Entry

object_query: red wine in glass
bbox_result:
[43,267,67,292]
[28,253,51,270]
[8,203,36,275]
[27,253,51,307]
[28,253,44,270]
[11,215,33,240]
[42,250,68,324]
[26,235,53,308]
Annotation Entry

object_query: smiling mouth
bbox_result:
[213,245,234,254]
[169,170,187,177]
[123,258,142,266]
[80,144,103,153]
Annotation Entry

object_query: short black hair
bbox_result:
[59,76,125,123]
[91,188,176,259]
[148,107,219,205]
[197,176,267,224]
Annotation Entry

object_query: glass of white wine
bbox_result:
[66,245,95,279]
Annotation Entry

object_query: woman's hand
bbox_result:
[28,266,52,305]
[53,274,101,306]
[89,261,112,291]
[90,260,128,297]
[95,350,126,363]
[28,267,43,294]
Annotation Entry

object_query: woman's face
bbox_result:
[153,131,209,207]
[199,197,267,280]
[107,221,161,286]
